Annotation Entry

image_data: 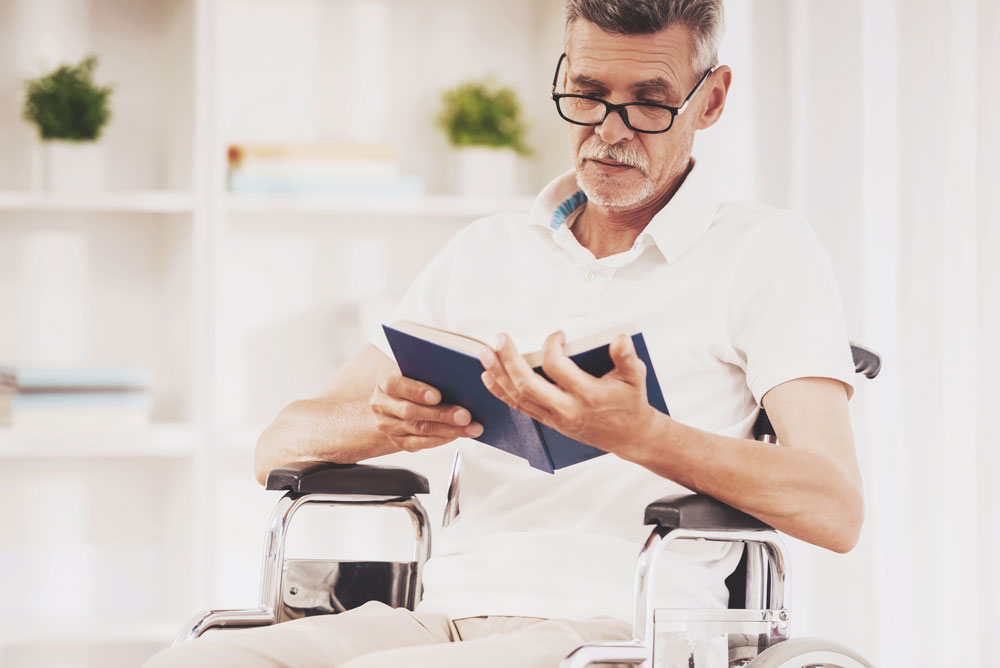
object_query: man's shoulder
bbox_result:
[705,200,835,286]
[713,200,819,255]
[715,199,803,230]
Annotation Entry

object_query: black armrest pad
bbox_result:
[644,493,771,531]
[265,461,430,496]
[752,410,775,441]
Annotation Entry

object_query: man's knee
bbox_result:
[140,603,447,668]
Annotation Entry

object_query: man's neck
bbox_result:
[573,159,693,260]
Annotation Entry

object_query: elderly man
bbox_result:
[145,0,862,666]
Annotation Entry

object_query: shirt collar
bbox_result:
[527,157,722,264]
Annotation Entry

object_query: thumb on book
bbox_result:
[610,333,641,373]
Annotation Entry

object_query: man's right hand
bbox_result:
[371,370,484,452]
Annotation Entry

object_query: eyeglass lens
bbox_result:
[557,97,673,132]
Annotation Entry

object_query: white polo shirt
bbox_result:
[370,158,856,623]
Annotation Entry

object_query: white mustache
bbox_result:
[578,139,649,174]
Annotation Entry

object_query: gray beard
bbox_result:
[575,171,657,208]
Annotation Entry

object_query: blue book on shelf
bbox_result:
[12,392,149,408]
[382,321,669,473]
[0,365,150,392]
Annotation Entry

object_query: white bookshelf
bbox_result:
[0,0,562,666]
[0,190,197,213]
[0,423,199,458]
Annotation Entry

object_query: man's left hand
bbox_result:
[478,330,662,459]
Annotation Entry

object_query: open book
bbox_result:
[382,321,669,473]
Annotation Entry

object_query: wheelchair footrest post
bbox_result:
[652,608,790,667]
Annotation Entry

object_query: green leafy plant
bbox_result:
[22,54,113,141]
[436,79,530,156]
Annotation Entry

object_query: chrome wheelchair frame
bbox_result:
[175,344,881,668]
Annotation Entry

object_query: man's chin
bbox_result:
[576,170,653,209]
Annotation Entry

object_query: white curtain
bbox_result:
[698,1,1000,665]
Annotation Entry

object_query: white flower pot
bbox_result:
[456,146,520,197]
[43,140,105,192]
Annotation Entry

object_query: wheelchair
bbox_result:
[173,344,882,668]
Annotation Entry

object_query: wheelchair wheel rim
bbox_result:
[749,649,871,668]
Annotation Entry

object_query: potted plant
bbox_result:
[436,79,530,197]
[22,54,114,192]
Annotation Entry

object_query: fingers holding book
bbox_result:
[539,330,604,394]
[481,330,658,458]
[371,369,484,453]
[480,332,575,421]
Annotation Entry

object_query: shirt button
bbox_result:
[584,271,595,282]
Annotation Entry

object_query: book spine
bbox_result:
[507,409,554,473]
[7,392,151,429]
[0,393,10,427]
[11,367,151,392]
[11,392,149,408]
[230,160,401,179]
[531,417,559,473]
[227,172,425,196]
[228,142,397,162]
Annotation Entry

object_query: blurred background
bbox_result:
[0,0,997,666]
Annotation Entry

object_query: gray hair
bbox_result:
[564,0,725,75]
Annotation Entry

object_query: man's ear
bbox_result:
[696,65,732,130]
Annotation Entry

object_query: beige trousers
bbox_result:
[141,601,634,668]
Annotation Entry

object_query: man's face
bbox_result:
[562,20,705,210]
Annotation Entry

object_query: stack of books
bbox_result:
[227,141,425,196]
[0,369,14,426]
[0,365,152,429]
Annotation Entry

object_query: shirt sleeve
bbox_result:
[368,232,460,359]
[727,213,856,407]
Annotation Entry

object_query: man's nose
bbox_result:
[596,107,635,145]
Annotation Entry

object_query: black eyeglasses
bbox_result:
[550,52,714,134]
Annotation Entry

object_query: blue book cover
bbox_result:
[382,321,669,473]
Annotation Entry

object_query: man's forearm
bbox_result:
[624,413,864,553]
[253,398,399,485]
